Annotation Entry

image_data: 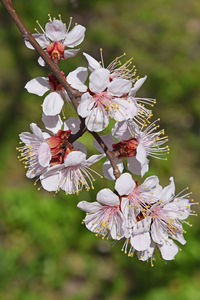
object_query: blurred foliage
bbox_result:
[0,0,200,299]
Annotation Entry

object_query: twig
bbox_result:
[1,0,121,179]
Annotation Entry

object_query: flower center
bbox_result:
[48,71,65,91]
[46,130,74,165]
[47,41,65,63]
[112,138,138,158]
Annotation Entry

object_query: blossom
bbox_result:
[25,71,70,116]
[25,16,86,65]
[112,119,169,176]
[77,173,134,239]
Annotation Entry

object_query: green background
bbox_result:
[0,0,200,299]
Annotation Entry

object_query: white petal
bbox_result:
[158,239,179,260]
[38,142,51,167]
[138,242,155,261]
[64,151,86,167]
[141,161,149,177]
[140,176,159,190]
[89,68,110,93]
[64,48,80,58]
[108,78,132,97]
[85,107,109,132]
[45,20,66,41]
[83,52,101,72]
[127,156,142,175]
[77,93,94,118]
[112,120,131,140]
[102,160,124,180]
[42,92,64,116]
[40,167,61,191]
[38,56,46,67]
[77,201,102,213]
[151,221,167,244]
[64,117,81,134]
[131,232,151,251]
[115,173,135,196]
[25,33,49,49]
[160,177,175,203]
[86,154,104,166]
[42,114,63,134]
[136,143,147,165]
[64,25,86,47]
[97,189,119,206]
[25,77,50,96]
[30,123,44,140]
[129,76,147,97]
[111,98,132,122]
[67,67,88,92]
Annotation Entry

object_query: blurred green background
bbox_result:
[0,0,200,299]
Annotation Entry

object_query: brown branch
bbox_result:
[1,0,121,179]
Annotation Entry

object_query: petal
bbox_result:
[64,151,86,167]
[97,188,119,206]
[42,92,64,116]
[77,201,102,213]
[160,177,175,203]
[151,221,167,244]
[38,142,51,167]
[138,242,155,261]
[83,52,101,72]
[77,93,94,118]
[64,48,80,58]
[127,156,142,175]
[64,117,81,134]
[136,143,147,165]
[158,239,179,260]
[112,120,131,140]
[85,107,109,132]
[30,123,44,140]
[115,173,135,196]
[38,56,46,67]
[111,98,132,122]
[67,67,88,92]
[25,77,50,96]
[40,168,61,192]
[102,160,124,180]
[25,33,49,49]
[140,176,159,191]
[42,114,63,134]
[45,20,66,41]
[89,68,110,93]
[129,76,147,97]
[108,78,132,96]
[131,232,151,251]
[86,154,104,166]
[64,25,86,47]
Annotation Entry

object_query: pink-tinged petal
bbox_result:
[64,48,80,58]
[38,56,46,67]
[89,68,110,93]
[97,188,119,206]
[64,25,86,47]
[112,120,131,140]
[131,232,151,251]
[38,142,51,167]
[73,141,87,154]
[25,77,50,96]
[42,114,63,134]
[160,177,175,203]
[40,168,61,191]
[85,106,109,132]
[77,201,102,213]
[64,151,86,167]
[86,154,104,166]
[83,52,101,72]
[102,160,124,180]
[77,92,94,118]
[64,117,81,134]
[115,173,135,196]
[30,123,44,140]
[25,33,49,49]
[158,239,179,260]
[108,78,132,97]
[67,67,88,92]
[45,20,66,41]
[129,76,147,97]
[136,143,147,165]
[42,92,64,116]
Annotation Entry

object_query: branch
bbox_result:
[1,0,121,179]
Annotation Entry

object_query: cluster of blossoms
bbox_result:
[17,15,196,263]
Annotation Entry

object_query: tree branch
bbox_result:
[1,0,121,179]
